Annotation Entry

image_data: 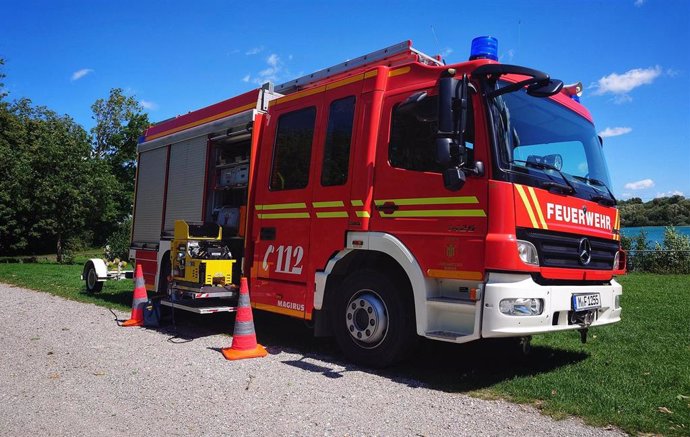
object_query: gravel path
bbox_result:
[0,283,624,436]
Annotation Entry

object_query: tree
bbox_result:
[10,99,117,261]
[0,59,32,254]
[90,89,149,229]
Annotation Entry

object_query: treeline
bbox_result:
[618,195,690,227]
[0,59,148,262]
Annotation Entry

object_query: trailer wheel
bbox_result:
[333,269,416,368]
[84,262,103,294]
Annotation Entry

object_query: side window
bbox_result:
[389,93,474,172]
[321,96,355,186]
[270,107,316,191]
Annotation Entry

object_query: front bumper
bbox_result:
[482,272,622,337]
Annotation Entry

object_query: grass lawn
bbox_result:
[0,260,687,435]
[476,273,690,436]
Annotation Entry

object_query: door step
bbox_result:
[425,330,471,341]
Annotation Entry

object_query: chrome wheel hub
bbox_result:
[345,290,388,347]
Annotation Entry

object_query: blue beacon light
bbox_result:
[469,36,498,61]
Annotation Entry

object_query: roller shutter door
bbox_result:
[132,147,167,244]
[164,136,208,230]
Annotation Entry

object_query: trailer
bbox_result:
[88,36,625,366]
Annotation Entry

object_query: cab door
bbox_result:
[251,95,322,318]
[370,87,490,282]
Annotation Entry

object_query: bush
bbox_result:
[626,226,690,274]
[104,217,131,261]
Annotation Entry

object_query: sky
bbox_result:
[1,0,688,200]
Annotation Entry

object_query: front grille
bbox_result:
[517,228,618,270]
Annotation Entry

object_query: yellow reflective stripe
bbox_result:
[258,212,310,219]
[312,201,344,208]
[350,200,364,207]
[527,187,548,230]
[374,196,478,206]
[146,102,256,141]
[383,210,486,218]
[316,211,348,218]
[389,66,411,77]
[270,85,326,106]
[356,211,370,218]
[256,202,307,211]
[427,269,483,281]
[325,74,364,90]
[364,70,379,79]
[515,185,539,229]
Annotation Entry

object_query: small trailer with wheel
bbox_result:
[81,259,134,293]
[93,36,625,367]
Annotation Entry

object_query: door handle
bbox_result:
[260,227,276,241]
[375,201,399,215]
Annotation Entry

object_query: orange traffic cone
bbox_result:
[222,277,267,360]
[123,264,147,327]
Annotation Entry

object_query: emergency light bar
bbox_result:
[469,36,498,61]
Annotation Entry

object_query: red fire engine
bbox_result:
[84,37,625,366]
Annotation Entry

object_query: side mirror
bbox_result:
[397,91,428,115]
[443,167,466,191]
[526,79,564,97]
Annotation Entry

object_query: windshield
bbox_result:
[488,81,614,203]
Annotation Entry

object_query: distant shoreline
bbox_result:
[620,225,690,245]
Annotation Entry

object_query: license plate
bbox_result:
[572,293,601,311]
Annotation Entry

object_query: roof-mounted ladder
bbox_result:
[274,40,443,95]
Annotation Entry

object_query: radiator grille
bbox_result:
[517,228,618,270]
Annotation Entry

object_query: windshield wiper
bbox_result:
[573,176,617,206]
[510,159,577,195]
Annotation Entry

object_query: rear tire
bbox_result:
[84,262,103,294]
[332,269,417,368]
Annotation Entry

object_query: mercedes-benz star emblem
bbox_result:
[578,238,592,265]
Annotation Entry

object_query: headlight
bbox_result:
[613,251,620,269]
[615,294,621,309]
[499,298,544,316]
[516,240,539,266]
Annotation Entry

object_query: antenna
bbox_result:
[430,25,446,64]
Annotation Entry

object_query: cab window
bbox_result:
[321,96,355,186]
[270,107,316,191]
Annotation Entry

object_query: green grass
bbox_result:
[0,259,133,311]
[472,273,690,435]
[0,262,687,435]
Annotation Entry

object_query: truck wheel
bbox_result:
[333,269,416,367]
[84,262,103,293]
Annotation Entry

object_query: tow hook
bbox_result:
[579,327,588,344]
[520,336,532,355]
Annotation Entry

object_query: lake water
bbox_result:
[620,226,690,246]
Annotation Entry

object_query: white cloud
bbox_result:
[140,100,158,110]
[592,66,662,103]
[71,68,94,81]
[621,192,633,199]
[242,53,287,85]
[598,126,632,138]
[624,179,655,190]
[655,190,684,198]
[634,0,645,6]
[245,46,264,56]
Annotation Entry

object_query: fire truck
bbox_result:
[84,37,625,366]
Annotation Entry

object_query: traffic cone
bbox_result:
[123,264,147,327]
[222,277,267,360]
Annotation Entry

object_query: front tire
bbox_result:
[333,269,416,367]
